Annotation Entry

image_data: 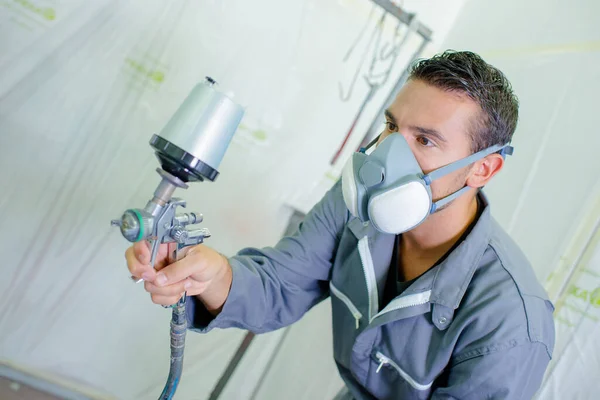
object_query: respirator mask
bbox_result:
[341,133,513,234]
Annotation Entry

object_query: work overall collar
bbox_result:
[347,192,493,332]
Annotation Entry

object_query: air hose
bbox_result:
[159,295,187,400]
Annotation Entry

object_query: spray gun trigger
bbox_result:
[149,238,160,269]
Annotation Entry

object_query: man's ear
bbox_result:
[466,153,505,188]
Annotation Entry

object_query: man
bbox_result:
[127,50,555,399]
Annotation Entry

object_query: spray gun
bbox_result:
[111,77,244,399]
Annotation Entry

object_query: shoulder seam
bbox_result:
[487,243,532,339]
[487,243,552,358]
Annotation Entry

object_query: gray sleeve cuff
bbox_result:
[185,295,216,332]
[186,257,257,333]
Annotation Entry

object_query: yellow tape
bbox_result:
[555,315,575,327]
[13,0,55,20]
[562,301,599,322]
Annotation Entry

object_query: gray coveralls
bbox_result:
[187,180,555,399]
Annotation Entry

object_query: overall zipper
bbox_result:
[371,290,432,322]
[358,236,379,321]
[374,351,433,391]
[357,236,430,324]
[330,282,363,329]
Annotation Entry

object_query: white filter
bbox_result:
[368,181,430,234]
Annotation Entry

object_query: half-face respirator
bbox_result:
[341,133,513,234]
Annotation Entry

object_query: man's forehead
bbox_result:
[389,80,480,141]
[392,80,478,114]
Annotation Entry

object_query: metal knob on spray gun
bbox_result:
[111,77,244,400]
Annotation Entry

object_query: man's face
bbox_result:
[377,79,481,204]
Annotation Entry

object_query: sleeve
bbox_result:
[430,341,552,400]
[186,179,349,334]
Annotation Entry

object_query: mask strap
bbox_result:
[359,134,381,154]
[428,144,514,213]
[423,143,514,184]
[430,186,471,213]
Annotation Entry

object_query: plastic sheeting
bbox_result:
[536,199,600,400]
[537,222,600,399]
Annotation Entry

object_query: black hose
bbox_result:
[159,296,187,400]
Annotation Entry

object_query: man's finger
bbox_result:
[157,243,194,269]
[185,280,211,296]
[144,279,191,296]
[126,246,155,281]
[133,241,151,264]
[154,254,201,287]
[150,293,185,306]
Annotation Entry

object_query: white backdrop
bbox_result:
[537,214,600,399]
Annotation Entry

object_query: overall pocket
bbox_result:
[368,350,433,400]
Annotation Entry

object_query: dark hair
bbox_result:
[408,50,519,153]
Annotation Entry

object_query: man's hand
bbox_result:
[126,242,233,314]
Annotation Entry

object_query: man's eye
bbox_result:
[416,136,433,147]
[385,121,397,131]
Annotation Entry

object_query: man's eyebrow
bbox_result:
[384,109,397,124]
[384,110,447,143]
[410,125,447,143]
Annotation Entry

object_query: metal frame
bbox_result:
[332,0,433,162]
[371,0,433,41]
